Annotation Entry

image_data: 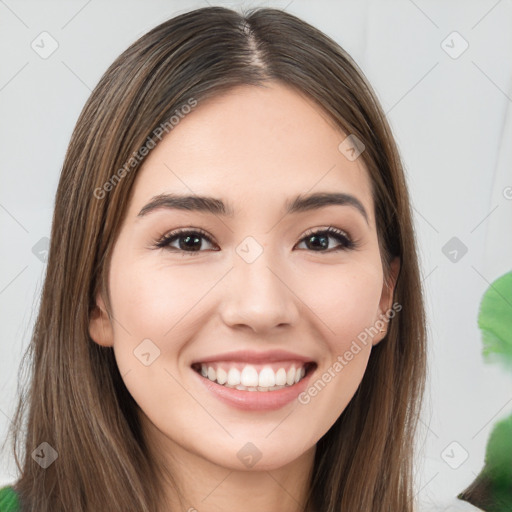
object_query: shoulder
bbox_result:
[0,486,20,512]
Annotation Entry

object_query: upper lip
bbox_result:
[191,349,315,365]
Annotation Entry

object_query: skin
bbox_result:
[89,81,399,512]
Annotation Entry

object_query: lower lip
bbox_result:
[192,367,315,411]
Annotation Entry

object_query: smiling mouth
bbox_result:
[191,361,317,392]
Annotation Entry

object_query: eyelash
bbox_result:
[154,226,359,255]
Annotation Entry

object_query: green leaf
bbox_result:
[484,413,512,480]
[478,271,512,370]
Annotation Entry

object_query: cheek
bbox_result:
[109,257,217,344]
[107,255,230,408]
[292,262,382,428]
[298,260,383,349]
[107,257,211,428]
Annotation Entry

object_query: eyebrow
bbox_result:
[137,191,369,225]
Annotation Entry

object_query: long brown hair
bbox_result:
[3,6,427,511]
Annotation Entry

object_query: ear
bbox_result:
[372,257,400,346]
[89,292,114,347]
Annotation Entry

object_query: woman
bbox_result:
[1,5,433,511]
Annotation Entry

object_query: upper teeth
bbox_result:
[199,364,306,390]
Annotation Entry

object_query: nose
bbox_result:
[219,250,300,334]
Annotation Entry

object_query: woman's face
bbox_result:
[90,82,398,472]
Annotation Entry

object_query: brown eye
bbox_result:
[296,227,356,252]
[155,229,217,254]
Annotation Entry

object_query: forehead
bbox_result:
[129,82,374,223]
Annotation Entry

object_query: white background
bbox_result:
[1,1,511,510]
